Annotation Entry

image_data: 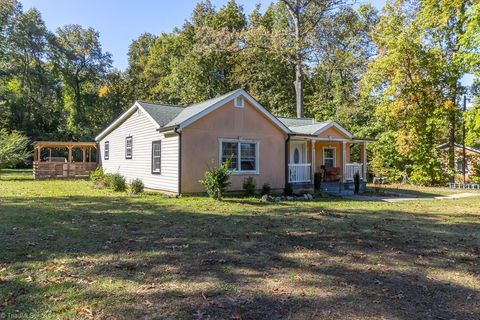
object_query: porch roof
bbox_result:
[289,135,375,143]
[33,141,97,149]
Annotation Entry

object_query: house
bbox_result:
[438,142,480,183]
[95,89,372,195]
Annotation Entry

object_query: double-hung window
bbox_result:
[125,136,133,159]
[152,141,161,174]
[323,147,335,168]
[220,139,259,173]
[104,141,109,160]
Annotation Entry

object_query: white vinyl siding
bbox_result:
[98,108,178,193]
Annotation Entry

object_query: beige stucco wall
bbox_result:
[180,99,287,193]
[313,142,344,173]
[317,126,348,139]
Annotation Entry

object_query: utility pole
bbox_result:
[462,95,467,184]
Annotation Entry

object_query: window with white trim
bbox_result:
[152,141,161,174]
[104,141,109,160]
[220,139,258,173]
[323,147,335,168]
[125,136,133,159]
[234,96,244,108]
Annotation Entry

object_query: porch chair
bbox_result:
[323,167,342,182]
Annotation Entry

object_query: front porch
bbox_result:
[287,137,369,195]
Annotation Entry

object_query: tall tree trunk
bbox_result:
[293,7,304,118]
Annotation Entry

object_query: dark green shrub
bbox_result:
[284,183,293,196]
[199,160,232,200]
[354,172,360,194]
[130,178,144,195]
[260,183,271,196]
[243,177,256,197]
[109,173,126,192]
[314,172,322,191]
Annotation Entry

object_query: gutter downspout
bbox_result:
[174,126,182,195]
[285,134,291,187]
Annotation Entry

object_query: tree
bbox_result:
[419,0,480,182]
[0,129,30,171]
[306,4,378,130]
[53,24,112,138]
[279,0,344,117]
[0,7,60,138]
[364,0,448,185]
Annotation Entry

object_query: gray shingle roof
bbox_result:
[277,117,336,135]
[164,89,243,127]
[136,101,185,127]
[137,89,244,129]
[288,121,333,135]
[277,116,315,128]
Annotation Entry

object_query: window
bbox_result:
[456,158,470,173]
[234,96,244,108]
[104,141,109,160]
[220,139,259,173]
[323,147,335,168]
[151,141,161,174]
[125,136,133,159]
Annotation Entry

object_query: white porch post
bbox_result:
[311,140,315,182]
[363,141,368,181]
[342,141,346,183]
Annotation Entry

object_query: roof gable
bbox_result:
[95,101,184,141]
[170,89,291,133]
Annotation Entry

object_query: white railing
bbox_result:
[288,163,311,183]
[345,163,363,181]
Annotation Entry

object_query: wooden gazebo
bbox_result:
[33,141,97,179]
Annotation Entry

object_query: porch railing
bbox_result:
[33,161,97,179]
[288,163,311,183]
[345,163,363,181]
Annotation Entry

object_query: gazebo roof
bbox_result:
[33,141,97,148]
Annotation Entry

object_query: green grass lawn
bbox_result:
[0,174,479,319]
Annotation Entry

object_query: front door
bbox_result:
[290,141,307,164]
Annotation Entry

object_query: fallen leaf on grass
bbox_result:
[77,305,94,320]
[143,299,154,308]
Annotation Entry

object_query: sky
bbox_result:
[21,0,387,71]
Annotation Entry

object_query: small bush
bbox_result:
[284,183,293,196]
[199,160,232,200]
[129,178,144,195]
[109,173,126,192]
[90,167,105,183]
[243,177,256,197]
[260,183,271,196]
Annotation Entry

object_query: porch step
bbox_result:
[319,181,366,196]
[291,183,314,195]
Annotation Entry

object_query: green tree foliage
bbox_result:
[418,0,480,181]
[0,129,30,170]
[54,24,113,139]
[364,1,449,185]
